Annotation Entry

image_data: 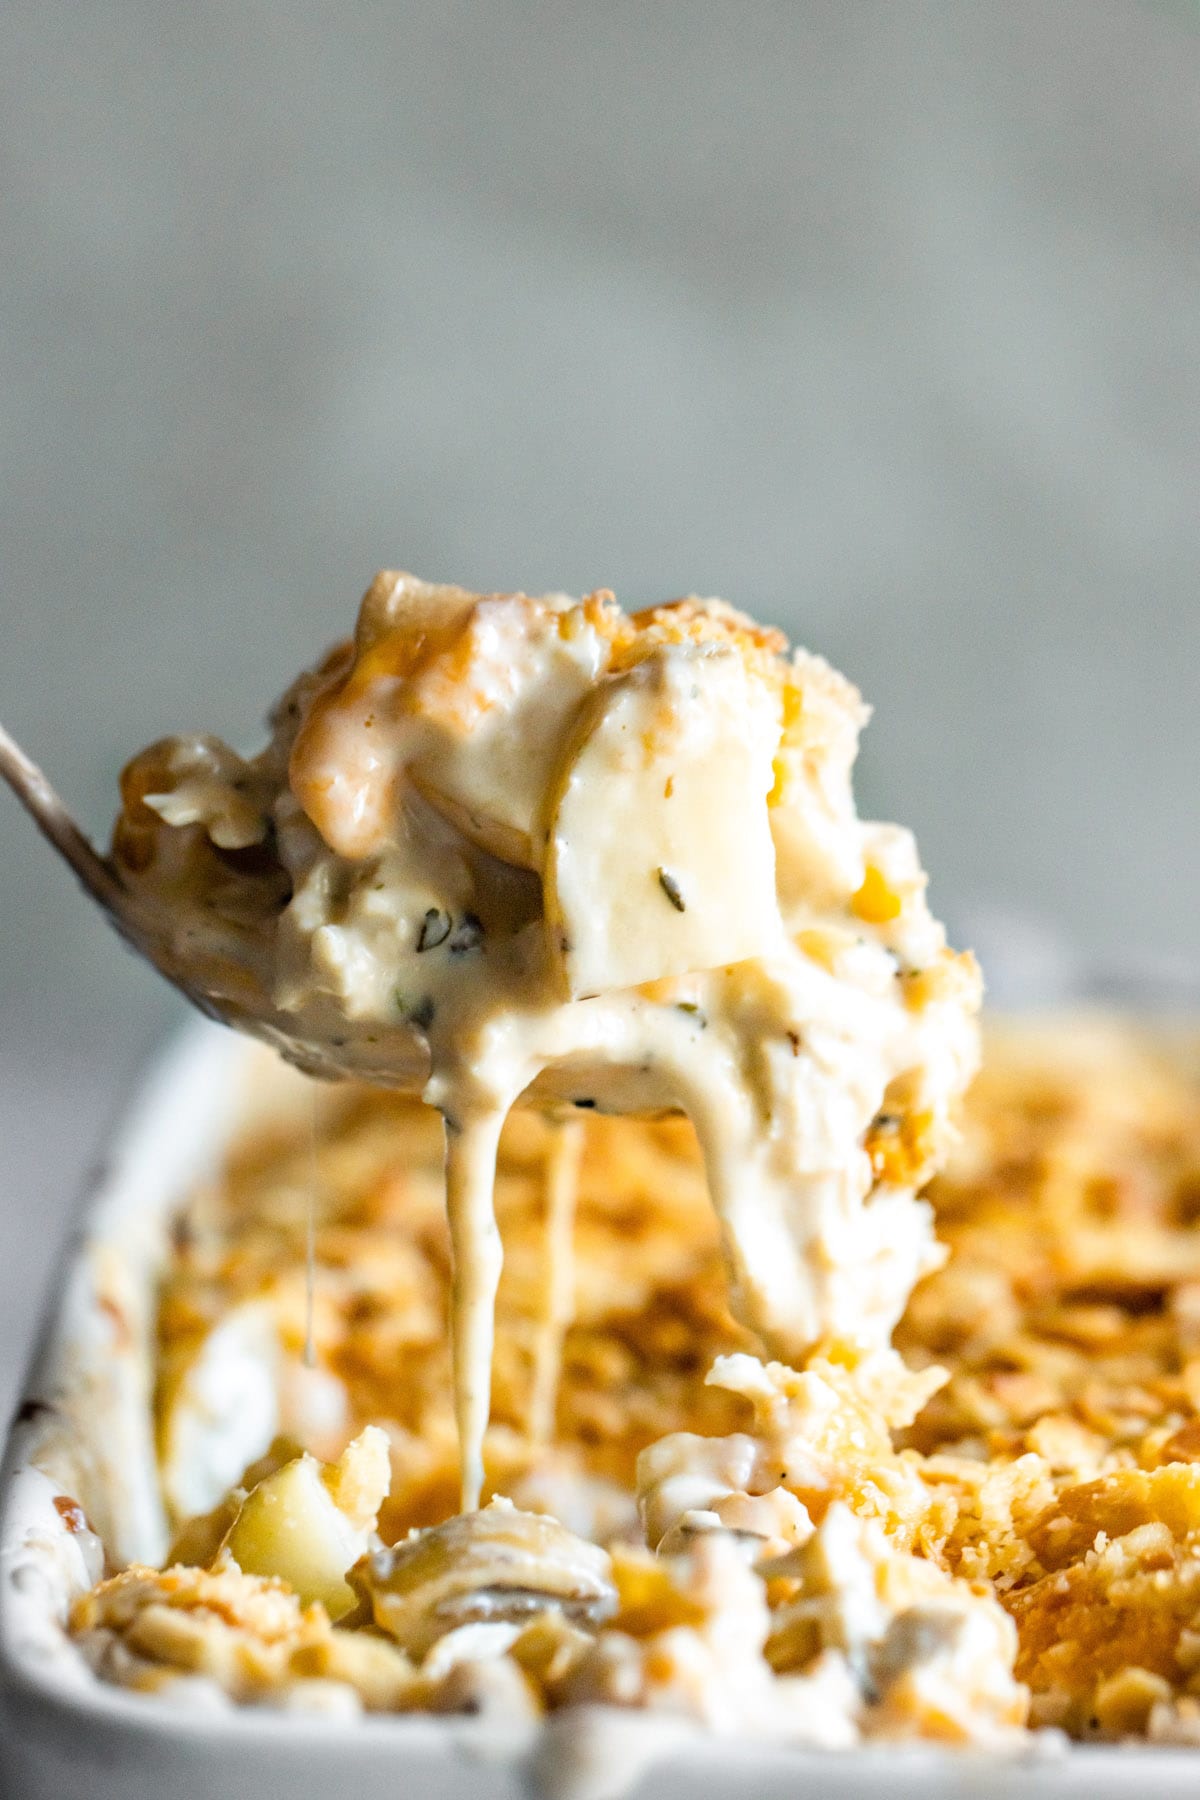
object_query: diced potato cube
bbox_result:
[544,646,784,998]
[222,1427,390,1620]
[166,1438,305,1569]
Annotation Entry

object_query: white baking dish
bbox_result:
[2,1017,1198,1799]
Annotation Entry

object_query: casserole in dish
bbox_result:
[7,1016,1200,1797]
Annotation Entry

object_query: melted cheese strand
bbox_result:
[304,1094,319,1369]
[443,1104,509,1511]
[528,1116,584,1445]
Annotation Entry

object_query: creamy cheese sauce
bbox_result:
[112,571,981,1511]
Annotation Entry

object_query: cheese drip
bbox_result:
[528,1117,584,1448]
[443,1106,507,1511]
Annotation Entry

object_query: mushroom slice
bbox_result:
[357,1497,616,1657]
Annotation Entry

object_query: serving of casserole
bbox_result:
[5,573,1200,1797]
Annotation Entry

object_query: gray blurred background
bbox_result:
[2,0,1199,1408]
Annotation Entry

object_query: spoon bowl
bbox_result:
[0,719,431,1087]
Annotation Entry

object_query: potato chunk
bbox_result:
[222,1427,390,1620]
[545,646,784,998]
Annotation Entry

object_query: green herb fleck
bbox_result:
[396,991,436,1031]
[657,867,686,912]
[447,912,484,954]
[417,908,452,952]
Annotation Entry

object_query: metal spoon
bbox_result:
[0,718,429,1087]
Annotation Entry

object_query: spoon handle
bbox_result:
[0,720,128,916]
